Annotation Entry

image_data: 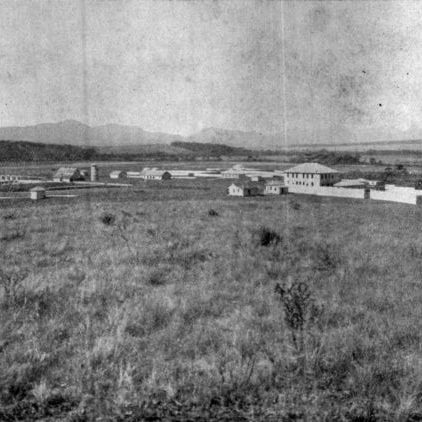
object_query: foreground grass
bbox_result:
[1,192,422,420]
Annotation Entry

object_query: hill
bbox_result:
[0,120,183,147]
[0,140,96,162]
[170,141,256,157]
[0,120,281,149]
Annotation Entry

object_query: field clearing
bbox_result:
[1,182,422,420]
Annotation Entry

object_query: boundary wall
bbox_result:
[288,184,422,205]
[288,185,366,199]
[370,186,420,205]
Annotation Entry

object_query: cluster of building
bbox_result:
[53,164,98,182]
[227,163,338,196]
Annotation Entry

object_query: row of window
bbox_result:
[289,173,314,179]
[288,173,335,179]
[293,181,314,186]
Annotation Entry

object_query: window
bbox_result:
[311,182,314,186]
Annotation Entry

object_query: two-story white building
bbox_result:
[283,163,339,188]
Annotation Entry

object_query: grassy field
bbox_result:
[1,182,422,420]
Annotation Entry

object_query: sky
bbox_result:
[0,0,421,145]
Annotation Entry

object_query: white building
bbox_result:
[264,180,288,195]
[110,171,127,179]
[228,182,261,197]
[140,169,171,180]
[30,186,46,200]
[283,163,339,188]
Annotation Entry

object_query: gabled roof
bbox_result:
[54,167,79,177]
[30,186,46,192]
[141,169,171,176]
[334,178,368,187]
[284,162,338,174]
[230,182,261,190]
[266,180,285,186]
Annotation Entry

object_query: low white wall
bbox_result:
[370,188,419,205]
[288,183,422,205]
[288,185,366,199]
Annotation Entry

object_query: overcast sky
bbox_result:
[0,0,421,144]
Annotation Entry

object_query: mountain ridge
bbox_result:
[0,120,421,150]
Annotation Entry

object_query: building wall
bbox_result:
[370,187,420,205]
[285,172,339,187]
[288,185,366,199]
[288,184,422,204]
[265,186,287,195]
[228,186,244,196]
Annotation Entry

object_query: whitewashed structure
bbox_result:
[284,163,339,188]
[264,180,288,195]
[140,169,171,180]
[110,171,127,179]
[228,182,261,197]
[30,186,46,200]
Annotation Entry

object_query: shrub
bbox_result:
[208,209,219,217]
[0,268,28,306]
[255,226,282,247]
[147,268,167,286]
[275,280,316,356]
[99,212,116,226]
[2,212,16,220]
[290,200,301,210]
[313,242,341,272]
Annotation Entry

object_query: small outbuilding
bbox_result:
[264,180,288,195]
[53,167,83,182]
[228,182,261,197]
[30,186,46,200]
[110,170,127,179]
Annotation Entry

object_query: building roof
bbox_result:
[266,180,286,186]
[54,167,79,177]
[141,169,171,176]
[30,186,46,192]
[334,178,368,187]
[230,182,261,190]
[284,163,338,174]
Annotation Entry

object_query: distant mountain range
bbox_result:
[0,120,281,150]
[0,120,421,151]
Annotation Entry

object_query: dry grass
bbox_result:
[1,190,422,420]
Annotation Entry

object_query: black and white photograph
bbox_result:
[1,0,422,420]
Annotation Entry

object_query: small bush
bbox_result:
[2,212,16,220]
[147,269,167,286]
[255,226,282,247]
[208,209,219,217]
[313,242,341,272]
[0,230,25,242]
[99,212,116,226]
[290,200,301,210]
[275,280,316,356]
[0,268,28,306]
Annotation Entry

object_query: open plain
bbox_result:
[1,173,422,420]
